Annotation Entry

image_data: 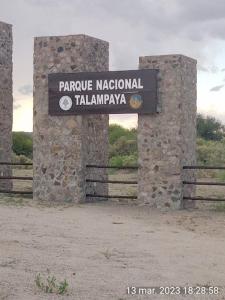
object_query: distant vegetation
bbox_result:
[197,114,225,141]
[196,114,225,178]
[12,132,32,158]
[12,114,225,168]
[109,124,137,167]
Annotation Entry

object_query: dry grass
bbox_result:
[108,170,137,204]
[13,168,33,191]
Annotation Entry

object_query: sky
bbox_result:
[1,0,225,131]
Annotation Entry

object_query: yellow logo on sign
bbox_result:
[129,94,143,109]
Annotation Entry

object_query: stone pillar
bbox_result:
[0,21,13,190]
[138,55,197,209]
[33,35,108,203]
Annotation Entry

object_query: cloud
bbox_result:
[210,85,224,92]
[1,0,225,129]
[198,65,221,73]
[18,85,33,96]
[198,65,209,72]
[109,114,137,129]
[13,103,21,110]
[210,66,219,74]
[1,0,225,74]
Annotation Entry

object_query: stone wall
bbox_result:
[138,55,197,208]
[0,21,13,190]
[33,35,108,203]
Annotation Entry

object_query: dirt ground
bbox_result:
[0,199,225,300]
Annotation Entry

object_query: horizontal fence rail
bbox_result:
[183,165,225,170]
[0,162,33,195]
[0,176,33,180]
[183,196,225,202]
[183,165,225,202]
[0,190,33,195]
[183,181,225,186]
[86,164,138,200]
[0,162,33,166]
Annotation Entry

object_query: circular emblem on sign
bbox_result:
[59,96,72,111]
[129,94,143,109]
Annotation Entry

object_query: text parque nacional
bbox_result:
[58,78,144,106]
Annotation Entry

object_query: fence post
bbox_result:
[0,21,13,191]
[33,35,109,203]
[138,55,197,208]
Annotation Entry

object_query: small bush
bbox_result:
[109,156,123,167]
[197,114,225,141]
[12,132,33,158]
[109,154,137,168]
[121,154,137,166]
[35,273,69,295]
[109,137,137,158]
[12,153,32,169]
[197,138,225,178]
[109,124,137,145]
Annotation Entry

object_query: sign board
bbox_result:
[48,69,158,115]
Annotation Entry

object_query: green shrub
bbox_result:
[109,137,137,158]
[109,124,137,145]
[197,138,225,178]
[12,132,33,158]
[109,154,137,167]
[109,156,124,167]
[197,114,225,141]
[197,138,225,164]
[12,153,32,169]
[121,154,137,166]
[35,273,69,295]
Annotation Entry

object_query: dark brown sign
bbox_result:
[48,69,158,115]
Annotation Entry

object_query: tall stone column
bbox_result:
[138,55,197,209]
[0,21,13,190]
[33,35,108,203]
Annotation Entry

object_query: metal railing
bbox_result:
[2,162,223,202]
[183,165,225,202]
[86,164,138,200]
[0,162,33,195]
[0,162,33,166]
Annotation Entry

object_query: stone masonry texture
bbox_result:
[0,21,13,190]
[33,35,109,203]
[138,55,197,209]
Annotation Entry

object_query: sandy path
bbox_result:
[0,201,225,300]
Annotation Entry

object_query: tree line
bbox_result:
[12,113,225,167]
